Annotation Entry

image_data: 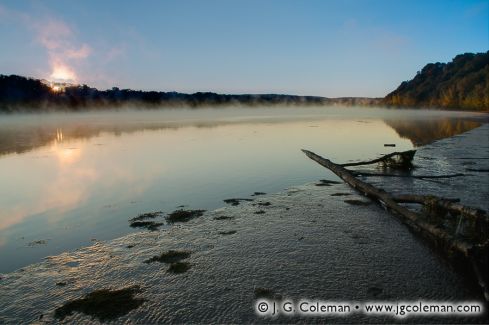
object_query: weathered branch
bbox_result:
[431,200,488,221]
[393,194,460,204]
[353,172,465,179]
[393,195,488,221]
[340,150,416,168]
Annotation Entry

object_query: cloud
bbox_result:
[65,43,92,59]
[32,17,92,82]
[35,18,72,50]
[34,17,92,60]
[0,4,92,83]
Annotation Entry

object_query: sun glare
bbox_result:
[50,63,76,82]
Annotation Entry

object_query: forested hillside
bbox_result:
[384,52,488,110]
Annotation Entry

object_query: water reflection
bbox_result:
[56,128,63,142]
[0,107,485,157]
[384,118,482,146]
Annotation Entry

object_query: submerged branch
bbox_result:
[393,194,460,204]
[393,194,488,222]
[353,172,466,179]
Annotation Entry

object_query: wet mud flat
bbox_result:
[1,127,488,324]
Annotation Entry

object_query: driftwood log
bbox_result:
[302,149,489,300]
[302,149,475,255]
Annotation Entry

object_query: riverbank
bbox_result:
[0,125,488,324]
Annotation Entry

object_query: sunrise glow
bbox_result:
[49,62,76,83]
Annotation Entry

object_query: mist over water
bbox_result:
[0,106,484,273]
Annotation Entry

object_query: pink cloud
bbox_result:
[35,18,73,50]
[0,4,93,83]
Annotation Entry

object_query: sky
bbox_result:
[0,0,487,97]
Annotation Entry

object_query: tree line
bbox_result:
[0,75,333,112]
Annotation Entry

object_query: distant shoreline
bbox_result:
[0,74,383,112]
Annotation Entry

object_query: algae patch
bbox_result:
[344,199,371,206]
[54,287,145,321]
[254,287,282,300]
[213,215,234,220]
[167,262,191,274]
[331,193,352,196]
[129,211,164,231]
[144,250,192,274]
[144,250,191,264]
[129,221,163,231]
[315,179,342,186]
[223,198,254,206]
[219,230,237,235]
[166,209,205,223]
[129,211,163,222]
[27,239,49,247]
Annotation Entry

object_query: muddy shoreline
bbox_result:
[0,125,488,324]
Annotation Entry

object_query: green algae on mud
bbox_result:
[54,287,146,321]
[145,250,192,274]
[129,211,164,231]
[213,215,234,220]
[129,209,207,229]
[219,230,237,235]
[315,179,342,186]
[129,220,163,231]
[166,209,206,223]
[167,262,191,274]
[254,287,282,300]
[344,199,372,206]
[27,239,49,246]
[144,250,191,264]
[331,192,352,196]
[223,198,254,206]
[129,211,163,222]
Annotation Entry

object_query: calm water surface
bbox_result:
[0,106,484,273]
